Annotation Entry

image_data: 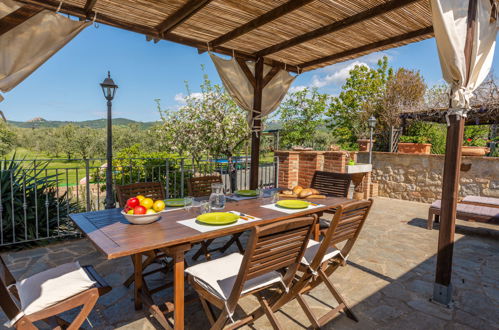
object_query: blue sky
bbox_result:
[2,23,498,122]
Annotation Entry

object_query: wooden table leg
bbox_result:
[173,249,185,330]
[134,253,143,310]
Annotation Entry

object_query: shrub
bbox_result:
[399,135,430,144]
[0,156,79,244]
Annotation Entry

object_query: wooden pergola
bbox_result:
[4,0,484,328]
[6,0,434,190]
[400,105,499,126]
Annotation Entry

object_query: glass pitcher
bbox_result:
[209,183,226,210]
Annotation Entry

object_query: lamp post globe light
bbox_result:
[368,115,377,164]
[101,71,118,209]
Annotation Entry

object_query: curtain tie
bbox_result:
[445,108,469,126]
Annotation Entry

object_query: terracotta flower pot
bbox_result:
[461,146,490,157]
[397,143,431,154]
[357,139,375,152]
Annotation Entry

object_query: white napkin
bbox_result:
[177,211,261,233]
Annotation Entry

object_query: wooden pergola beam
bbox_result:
[299,26,433,69]
[15,0,301,73]
[205,0,315,50]
[254,0,420,57]
[0,4,42,36]
[156,0,212,35]
[83,0,98,14]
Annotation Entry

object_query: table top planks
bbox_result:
[70,197,351,259]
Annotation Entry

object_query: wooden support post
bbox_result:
[250,58,264,190]
[432,114,465,305]
[433,0,477,306]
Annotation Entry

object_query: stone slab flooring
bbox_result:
[1,197,498,329]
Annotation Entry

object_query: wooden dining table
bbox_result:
[70,196,351,329]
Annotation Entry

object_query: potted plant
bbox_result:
[398,136,432,154]
[357,137,375,152]
[462,137,490,156]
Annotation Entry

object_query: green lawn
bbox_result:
[6,148,105,186]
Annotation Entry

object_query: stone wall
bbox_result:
[357,152,499,203]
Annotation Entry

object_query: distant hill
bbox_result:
[8,118,157,129]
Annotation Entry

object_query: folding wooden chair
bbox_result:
[0,256,110,329]
[310,171,353,239]
[186,215,317,329]
[116,182,172,291]
[270,199,373,329]
[188,175,244,261]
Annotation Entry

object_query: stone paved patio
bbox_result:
[1,197,498,329]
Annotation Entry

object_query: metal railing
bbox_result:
[0,156,278,246]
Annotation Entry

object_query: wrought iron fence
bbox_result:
[0,156,278,246]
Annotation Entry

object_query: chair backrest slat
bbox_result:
[0,256,21,322]
[188,175,222,197]
[311,171,352,197]
[115,182,165,207]
[226,216,316,310]
[310,199,372,269]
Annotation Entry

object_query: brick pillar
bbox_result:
[275,151,300,189]
[323,151,355,173]
[351,172,372,200]
[297,151,324,187]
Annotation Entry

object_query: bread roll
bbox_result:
[310,188,320,195]
[299,188,313,198]
[282,190,293,195]
[306,194,326,199]
[292,186,303,194]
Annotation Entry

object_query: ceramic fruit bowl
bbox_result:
[121,210,160,225]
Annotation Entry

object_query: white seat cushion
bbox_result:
[185,253,282,300]
[301,239,341,266]
[16,261,95,316]
[463,196,499,206]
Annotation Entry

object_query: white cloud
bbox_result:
[174,92,204,104]
[288,85,307,93]
[310,61,369,88]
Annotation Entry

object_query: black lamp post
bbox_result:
[368,115,377,164]
[101,71,118,209]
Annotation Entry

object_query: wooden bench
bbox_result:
[427,196,499,230]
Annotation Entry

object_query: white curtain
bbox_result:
[0,0,90,102]
[210,53,295,130]
[431,0,498,110]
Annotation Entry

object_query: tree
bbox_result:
[381,68,426,127]
[274,87,331,149]
[327,56,393,149]
[58,124,77,159]
[113,124,149,152]
[156,72,250,191]
[0,122,15,156]
[156,73,250,164]
[69,127,105,159]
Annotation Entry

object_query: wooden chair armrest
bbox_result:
[82,265,112,295]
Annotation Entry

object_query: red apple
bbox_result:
[133,205,147,215]
[124,206,131,213]
[127,197,140,208]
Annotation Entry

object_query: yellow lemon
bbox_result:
[141,198,154,209]
[136,195,146,202]
[153,200,166,212]
[146,209,156,214]
[127,209,134,215]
